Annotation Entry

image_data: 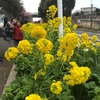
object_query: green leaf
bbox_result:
[56,92,75,100]
[93,96,100,100]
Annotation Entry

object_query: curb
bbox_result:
[0,64,16,100]
[76,28,100,33]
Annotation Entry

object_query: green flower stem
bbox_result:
[79,87,83,100]
[44,67,57,80]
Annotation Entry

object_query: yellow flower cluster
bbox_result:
[31,26,46,39]
[20,22,36,34]
[79,33,98,52]
[47,17,61,32]
[46,5,57,19]
[58,33,79,61]
[42,97,48,100]
[91,35,98,42]
[50,81,62,94]
[96,42,100,47]
[63,62,91,86]
[80,40,93,49]
[64,28,71,33]
[44,53,54,65]
[67,17,72,22]
[36,38,53,53]
[63,16,78,35]
[34,69,46,80]
[4,47,19,61]
[63,16,67,25]
[80,33,89,42]
[56,50,68,62]
[66,17,72,26]
[60,33,79,49]
[25,94,42,100]
[17,40,33,54]
[73,24,78,30]
[91,47,97,53]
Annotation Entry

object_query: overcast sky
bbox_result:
[22,0,100,13]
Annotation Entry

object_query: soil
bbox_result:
[0,57,13,96]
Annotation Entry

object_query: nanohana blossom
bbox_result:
[25,94,42,100]
[36,38,53,53]
[46,5,57,19]
[63,62,91,86]
[20,22,36,34]
[17,40,33,54]
[96,42,100,47]
[91,35,98,42]
[50,81,62,94]
[4,47,19,61]
[58,33,79,61]
[31,26,46,39]
[44,53,54,65]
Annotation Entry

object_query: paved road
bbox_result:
[75,29,100,40]
[0,37,14,57]
[0,30,100,56]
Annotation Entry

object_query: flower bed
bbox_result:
[1,5,100,100]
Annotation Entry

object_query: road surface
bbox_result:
[75,29,100,40]
[0,37,14,57]
[0,30,100,56]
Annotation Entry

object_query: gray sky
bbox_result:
[22,0,100,13]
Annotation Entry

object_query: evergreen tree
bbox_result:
[0,0,23,17]
[38,0,75,21]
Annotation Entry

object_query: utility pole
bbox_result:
[57,0,63,37]
[91,0,93,28]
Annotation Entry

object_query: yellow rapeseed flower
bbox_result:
[73,24,78,30]
[63,62,91,86]
[46,5,57,19]
[44,53,54,65]
[17,40,33,54]
[20,22,36,34]
[63,16,67,24]
[25,94,42,100]
[4,47,19,61]
[36,38,53,53]
[91,47,97,53]
[80,33,89,41]
[64,28,71,34]
[58,33,79,61]
[67,17,72,21]
[91,35,98,42]
[50,81,62,94]
[96,42,100,47]
[31,26,46,39]
[34,69,46,80]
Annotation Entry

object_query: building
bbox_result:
[81,7,96,15]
